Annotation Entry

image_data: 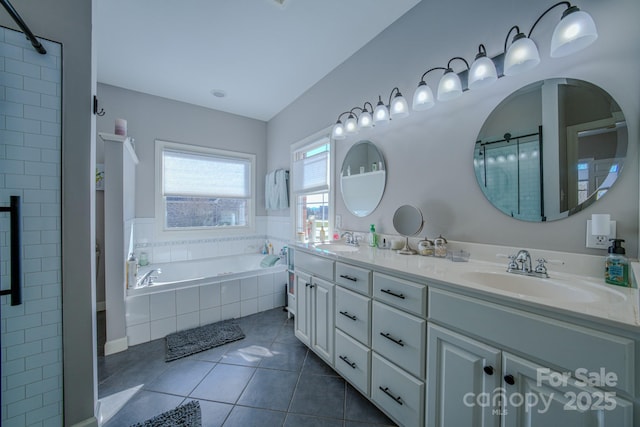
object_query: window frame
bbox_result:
[154,139,256,240]
[290,127,335,242]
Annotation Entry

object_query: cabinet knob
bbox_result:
[504,374,515,385]
[483,366,494,375]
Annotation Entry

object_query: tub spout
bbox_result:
[137,268,161,287]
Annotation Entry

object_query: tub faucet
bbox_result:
[137,268,161,287]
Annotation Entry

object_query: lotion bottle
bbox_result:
[126,253,137,289]
[605,239,629,287]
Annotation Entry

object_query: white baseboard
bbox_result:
[96,301,106,312]
[104,337,128,355]
[71,416,98,427]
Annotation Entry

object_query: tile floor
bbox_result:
[97,307,396,426]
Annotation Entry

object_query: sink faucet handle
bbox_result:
[497,253,518,271]
[534,258,548,274]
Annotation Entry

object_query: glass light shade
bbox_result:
[390,94,409,119]
[344,115,358,134]
[550,9,598,58]
[373,102,389,126]
[358,110,373,128]
[412,83,435,111]
[437,70,463,101]
[331,122,345,140]
[504,36,540,76]
[468,56,498,90]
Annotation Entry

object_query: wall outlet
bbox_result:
[586,220,617,249]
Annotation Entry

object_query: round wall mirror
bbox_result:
[392,205,423,255]
[474,78,627,222]
[340,140,386,217]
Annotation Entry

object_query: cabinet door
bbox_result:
[503,353,633,427]
[426,324,501,427]
[294,271,312,346]
[312,277,335,363]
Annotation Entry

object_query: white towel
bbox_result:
[266,169,289,210]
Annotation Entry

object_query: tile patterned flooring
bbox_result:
[97,308,396,426]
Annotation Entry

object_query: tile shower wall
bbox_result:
[132,215,292,263]
[1,28,63,426]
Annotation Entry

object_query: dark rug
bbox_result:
[130,400,201,427]
[165,319,245,362]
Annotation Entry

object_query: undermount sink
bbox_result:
[313,242,360,253]
[459,271,627,304]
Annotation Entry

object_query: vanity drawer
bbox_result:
[372,301,425,378]
[335,329,370,396]
[429,288,636,395]
[295,251,334,281]
[371,352,423,427]
[335,286,370,345]
[336,262,371,296]
[373,272,426,317]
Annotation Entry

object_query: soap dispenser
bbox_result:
[369,224,378,247]
[605,239,629,287]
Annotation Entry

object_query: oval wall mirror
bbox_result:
[393,204,423,255]
[474,78,627,222]
[340,140,386,217]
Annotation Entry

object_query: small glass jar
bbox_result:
[434,235,448,258]
[417,238,434,256]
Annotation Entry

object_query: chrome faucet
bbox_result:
[136,268,161,287]
[515,250,533,273]
[340,231,358,246]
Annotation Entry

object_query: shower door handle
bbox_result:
[0,196,22,306]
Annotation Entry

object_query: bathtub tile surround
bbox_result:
[126,269,288,346]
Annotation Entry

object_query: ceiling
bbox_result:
[95,0,421,122]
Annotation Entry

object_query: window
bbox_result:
[291,132,333,242]
[155,140,255,233]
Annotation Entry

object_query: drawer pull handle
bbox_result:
[339,355,357,369]
[483,366,494,375]
[504,374,515,385]
[380,289,405,299]
[305,282,311,287]
[379,386,403,405]
[339,311,357,321]
[340,274,358,282]
[380,332,404,347]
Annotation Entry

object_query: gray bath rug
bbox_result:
[130,400,201,427]
[165,319,245,362]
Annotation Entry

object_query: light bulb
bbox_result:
[390,93,409,119]
[358,110,372,128]
[469,56,497,90]
[550,7,598,57]
[373,101,389,126]
[504,34,540,76]
[344,115,358,134]
[331,122,345,140]
[412,82,435,111]
[437,69,463,101]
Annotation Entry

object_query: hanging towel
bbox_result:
[265,169,289,210]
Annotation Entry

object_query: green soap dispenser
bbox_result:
[605,239,629,287]
[369,224,378,247]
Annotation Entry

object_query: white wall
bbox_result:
[96,83,268,218]
[267,0,640,258]
[1,0,97,425]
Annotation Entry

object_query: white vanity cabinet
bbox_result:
[426,324,502,427]
[428,288,635,427]
[294,251,335,364]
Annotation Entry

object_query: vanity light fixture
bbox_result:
[437,57,470,101]
[468,44,498,90]
[329,1,598,139]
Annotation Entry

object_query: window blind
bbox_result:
[292,150,329,193]
[162,149,251,198]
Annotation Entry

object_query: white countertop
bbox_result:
[294,242,640,330]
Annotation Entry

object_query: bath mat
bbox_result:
[165,319,245,362]
[130,400,201,427]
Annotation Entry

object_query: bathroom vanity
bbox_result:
[292,243,639,427]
